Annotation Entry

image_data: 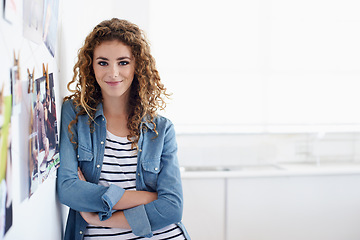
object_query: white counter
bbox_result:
[180,162,360,179]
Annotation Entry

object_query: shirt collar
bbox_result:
[94,102,104,119]
[141,120,155,132]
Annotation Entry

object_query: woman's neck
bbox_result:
[102,95,130,137]
[102,93,129,118]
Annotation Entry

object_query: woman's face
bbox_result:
[92,40,135,102]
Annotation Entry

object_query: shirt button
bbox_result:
[139,149,142,152]
[100,141,104,144]
[79,231,83,234]
[102,118,105,121]
[137,173,140,176]
[154,168,158,171]
[97,165,100,168]
[77,155,79,158]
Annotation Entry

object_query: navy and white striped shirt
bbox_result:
[84,130,185,240]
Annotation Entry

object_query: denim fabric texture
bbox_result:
[57,99,190,240]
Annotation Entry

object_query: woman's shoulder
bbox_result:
[152,114,175,133]
[154,114,172,125]
[145,113,170,126]
[61,98,77,114]
[62,98,74,107]
[142,114,174,132]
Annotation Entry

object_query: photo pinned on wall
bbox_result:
[0,81,13,238]
[28,85,39,195]
[10,51,22,115]
[23,0,44,44]
[26,70,35,196]
[42,0,59,57]
[28,70,59,196]
[10,69,21,116]
[3,0,18,23]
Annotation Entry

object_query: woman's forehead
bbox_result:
[93,40,133,58]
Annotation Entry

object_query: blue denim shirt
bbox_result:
[57,99,190,240]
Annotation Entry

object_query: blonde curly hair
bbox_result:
[65,18,169,148]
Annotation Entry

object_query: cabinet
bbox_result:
[226,175,360,240]
[181,178,226,240]
[181,173,360,240]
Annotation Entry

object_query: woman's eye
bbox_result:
[119,61,129,66]
[98,61,108,66]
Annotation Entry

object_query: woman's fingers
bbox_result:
[78,167,86,181]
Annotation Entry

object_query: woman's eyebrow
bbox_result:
[95,56,131,60]
[117,56,131,60]
[95,56,108,60]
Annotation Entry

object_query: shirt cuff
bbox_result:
[99,184,125,221]
[124,205,153,238]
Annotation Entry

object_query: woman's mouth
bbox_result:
[105,81,123,86]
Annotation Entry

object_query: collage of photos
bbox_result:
[0,52,61,239]
[2,0,60,238]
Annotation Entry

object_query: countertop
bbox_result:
[180,162,360,179]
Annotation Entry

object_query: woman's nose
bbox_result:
[110,64,119,78]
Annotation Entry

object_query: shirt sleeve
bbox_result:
[123,119,183,237]
[56,100,125,221]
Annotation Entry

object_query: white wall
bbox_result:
[148,0,360,133]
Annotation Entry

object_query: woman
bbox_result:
[57,18,190,240]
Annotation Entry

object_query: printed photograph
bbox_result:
[23,0,44,44]
[29,73,59,196]
[0,87,13,237]
[10,66,22,115]
[28,88,39,196]
[42,0,59,56]
[3,0,18,23]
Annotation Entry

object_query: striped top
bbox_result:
[84,130,185,240]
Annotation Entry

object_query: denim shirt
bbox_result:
[57,100,190,240]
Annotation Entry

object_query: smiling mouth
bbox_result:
[105,81,123,86]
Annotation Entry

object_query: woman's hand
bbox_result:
[81,210,131,229]
[78,167,86,181]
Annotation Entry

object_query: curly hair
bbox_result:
[65,18,169,149]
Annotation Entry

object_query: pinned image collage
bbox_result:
[1,0,60,237]
[0,58,61,239]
